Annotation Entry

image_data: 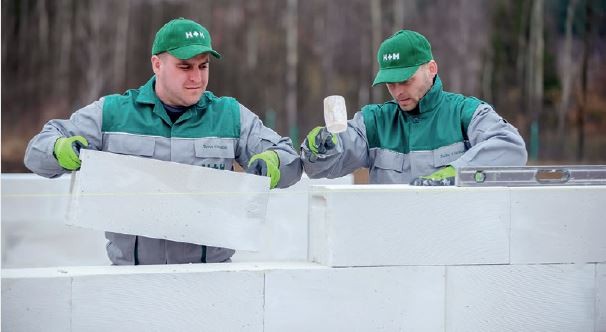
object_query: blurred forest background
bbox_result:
[2,0,606,173]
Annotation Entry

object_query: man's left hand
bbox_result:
[410,165,456,186]
[247,150,281,189]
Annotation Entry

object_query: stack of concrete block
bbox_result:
[304,184,605,331]
[2,263,291,331]
[3,262,603,331]
[309,185,606,266]
[1,170,352,267]
[3,263,447,331]
[2,178,605,330]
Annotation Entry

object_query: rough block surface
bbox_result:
[69,150,270,250]
[446,264,596,331]
[265,265,445,331]
[510,186,606,264]
[309,185,510,266]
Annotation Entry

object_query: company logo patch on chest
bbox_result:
[433,142,466,167]
[194,138,235,158]
[439,149,464,159]
[202,143,228,150]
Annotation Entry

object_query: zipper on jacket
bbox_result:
[134,236,139,265]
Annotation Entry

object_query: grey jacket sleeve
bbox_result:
[236,103,302,188]
[24,99,104,178]
[301,111,370,179]
[450,104,528,169]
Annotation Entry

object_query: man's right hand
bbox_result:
[305,126,338,156]
[53,136,89,170]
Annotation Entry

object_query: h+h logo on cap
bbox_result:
[185,31,205,39]
[383,53,400,61]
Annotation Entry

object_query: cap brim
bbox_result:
[168,44,222,60]
[372,65,419,86]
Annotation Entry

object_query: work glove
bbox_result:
[305,126,338,156]
[247,150,281,189]
[410,165,456,186]
[53,135,89,171]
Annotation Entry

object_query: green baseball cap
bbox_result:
[152,18,221,60]
[372,30,433,86]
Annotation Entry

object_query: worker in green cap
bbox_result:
[302,30,527,185]
[24,18,302,265]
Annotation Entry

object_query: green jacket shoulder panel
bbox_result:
[102,90,171,137]
[442,92,483,133]
[361,102,408,153]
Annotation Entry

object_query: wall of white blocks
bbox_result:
[2,174,605,331]
[3,263,604,331]
[1,174,111,267]
[308,185,606,267]
[1,173,353,267]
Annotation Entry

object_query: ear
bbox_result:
[151,55,161,75]
[427,60,438,76]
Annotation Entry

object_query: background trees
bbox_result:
[2,0,605,172]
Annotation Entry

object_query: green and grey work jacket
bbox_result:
[24,76,302,265]
[302,76,527,183]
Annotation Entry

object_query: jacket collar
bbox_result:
[136,76,159,105]
[417,75,444,114]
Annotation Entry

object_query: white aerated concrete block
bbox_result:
[309,185,510,267]
[510,186,606,264]
[2,221,110,268]
[1,173,71,223]
[1,174,110,267]
[2,270,71,331]
[1,172,352,267]
[446,264,596,331]
[232,174,353,262]
[264,265,445,331]
[598,264,606,331]
[2,263,303,332]
[72,270,264,331]
[69,150,270,251]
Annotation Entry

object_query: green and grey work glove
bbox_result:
[53,135,89,171]
[410,165,456,186]
[247,150,281,189]
[305,126,338,156]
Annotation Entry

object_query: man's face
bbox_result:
[386,61,437,111]
[152,52,210,107]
